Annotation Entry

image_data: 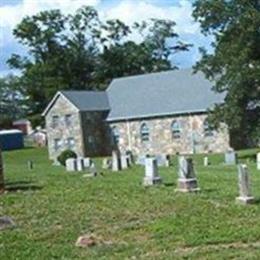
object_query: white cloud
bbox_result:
[0,0,209,71]
[102,0,199,35]
[0,0,100,47]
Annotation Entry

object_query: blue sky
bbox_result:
[0,0,211,76]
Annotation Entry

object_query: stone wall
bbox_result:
[109,113,230,156]
[45,95,84,161]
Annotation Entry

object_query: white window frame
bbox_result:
[140,122,150,142]
[171,120,181,139]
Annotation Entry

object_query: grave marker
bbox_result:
[112,150,121,171]
[66,158,77,172]
[77,158,84,171]
[121,155,130,169]
[236,164,254,204]
[257,153,260,170]
[225,149,237,165]
[143,157,162,186]
[203,156,209,167]
[176,156,200,192]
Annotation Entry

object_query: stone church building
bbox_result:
[43,69,230,161]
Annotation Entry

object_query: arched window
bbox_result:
[171,120,181,139]
[203,119,214,137]
[112,126,120,144]
[140,123,149,142]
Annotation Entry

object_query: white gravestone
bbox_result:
[156,154,170,167]
[225,150,237,165]
[143,157,162,186]
[112,150,121,172]
[121,155,129,169]
[257,153,260,170]
[77,158,84,171]
[176,156,200,192]
[203,156,209,167]
[236,164,254,204]
[83,158,91,168]
[66,158,77,172]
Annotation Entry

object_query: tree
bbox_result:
[193,0,260,147]
[0,148,4,193]
[8,6,191,121]
[0,75,27,128]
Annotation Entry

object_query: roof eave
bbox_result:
[106,109,208,122]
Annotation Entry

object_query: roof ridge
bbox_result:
[111,68,194,82]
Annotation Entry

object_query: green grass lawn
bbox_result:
[1,147,260,259]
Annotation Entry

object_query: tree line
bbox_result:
[0,1,259,147]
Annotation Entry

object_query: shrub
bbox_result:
[57,150,77,166]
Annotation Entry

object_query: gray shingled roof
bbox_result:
[61,91,110,111]
[106,69,225,121]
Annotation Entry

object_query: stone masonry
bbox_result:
[45,95,84,161]
[45,95,111,161]
[109,113,230,156]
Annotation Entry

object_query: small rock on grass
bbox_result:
[75,234,97,248]
[0,216,16,231]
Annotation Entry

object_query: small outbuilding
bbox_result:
[0,130,24,151]
[13,119,32,135]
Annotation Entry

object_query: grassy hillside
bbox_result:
[1,147,260,259]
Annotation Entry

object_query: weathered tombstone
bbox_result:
[143,157,162,186]
[90,162,98,177]
[27,160,34,170]
[77,158,84,171]
[236,164,254,204]
[66,158,77,172]
[203,156,209,167]
[0,216,16,230]
[126,150,134,165]
[121,155,130,169]
[83,158,91,169]
[257,153,260,170]
[112,150,121,171]
[176,156,200,192]
[156,154,170,167]
[225,149,237,165]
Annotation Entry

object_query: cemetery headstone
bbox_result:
[236,164,254,204]
[203,156,209,167]
[66,158,77,172]
[83,158,91,169]
[143,157,162,186]
[126,150,134,165]
[257,153,260,170]
[76,158,85,171]
[155,154,170,167]
[27,160,34,170]
[176,156,200,192]
[112,150,121,171]
[225,149,237,165]
[90,162,98,177]
[121,155,130,169]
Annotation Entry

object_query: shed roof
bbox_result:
[42,90,109,116]
[60,91,110,111]
[106,69,225,121]
[0,129,23,135]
